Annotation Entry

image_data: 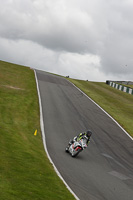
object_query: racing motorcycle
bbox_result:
[65,136,88,157]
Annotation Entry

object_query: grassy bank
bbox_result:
[68,79,133,138]
[0,61,75,200]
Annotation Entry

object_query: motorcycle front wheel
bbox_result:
[71,148,82,157]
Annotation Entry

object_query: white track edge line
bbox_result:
[34,70,80,200]
[69,80,133,141]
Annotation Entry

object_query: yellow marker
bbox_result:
[34,129,37,136]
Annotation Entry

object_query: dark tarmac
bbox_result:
[36,70,133,200]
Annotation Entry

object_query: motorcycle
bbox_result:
[65,136,88,157]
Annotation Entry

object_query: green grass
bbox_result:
[0,60,75,200]
[122,84,133,89]
[68,78,133,138]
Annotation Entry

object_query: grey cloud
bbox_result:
[0,0,96,53]
[0,0,133,81]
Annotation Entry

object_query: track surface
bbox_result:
[36,70,133,200]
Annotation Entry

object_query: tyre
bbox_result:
[71,149,82,157]
[65,147,69,153]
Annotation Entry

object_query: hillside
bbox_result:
[0,60,75,200]
[68,78,133,138]
[0,60,132,200]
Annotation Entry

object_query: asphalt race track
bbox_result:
[36,70,133,200]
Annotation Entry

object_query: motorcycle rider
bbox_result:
[66,130,92,152]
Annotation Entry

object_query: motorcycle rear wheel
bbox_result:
[65,147,69,153]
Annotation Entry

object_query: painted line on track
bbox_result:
[34,70,80,200]
[69,80,133,141]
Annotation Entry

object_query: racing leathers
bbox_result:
[71,132,90,145]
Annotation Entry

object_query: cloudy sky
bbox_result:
[0,0,133,81]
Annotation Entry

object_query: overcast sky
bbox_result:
[0,0,133,81]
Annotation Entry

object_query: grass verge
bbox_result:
[68,78,133,138]
[0,61,75,200]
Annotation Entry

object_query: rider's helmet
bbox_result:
[86,130,92,138]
